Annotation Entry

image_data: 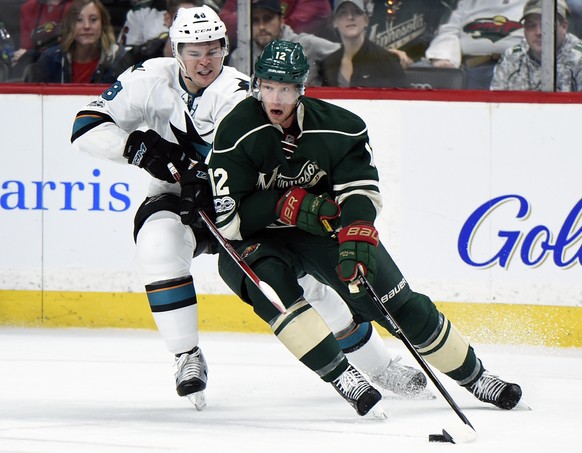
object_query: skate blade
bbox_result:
[371,405,388,420]
[186,391,207,411]
[513,399,532,411]
[363,401,388,420]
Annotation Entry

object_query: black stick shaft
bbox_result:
[357,272,475,431]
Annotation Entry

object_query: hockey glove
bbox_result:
[275,187,340,236]
[337,222,379,296]
[123,129,191,183]
[179,162,215,229]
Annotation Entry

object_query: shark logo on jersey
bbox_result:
[131,62,145,72]
[235,78,250,92]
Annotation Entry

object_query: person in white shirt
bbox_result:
[425,0,526,89]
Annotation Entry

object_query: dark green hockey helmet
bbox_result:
[254,40,310,86]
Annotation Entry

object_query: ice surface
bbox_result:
[0,328,580,452]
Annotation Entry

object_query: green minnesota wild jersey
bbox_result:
[208,96,382,241]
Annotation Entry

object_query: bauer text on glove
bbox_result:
[337,222,379,294]
[123,129,192,183]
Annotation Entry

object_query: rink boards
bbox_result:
[0,86,580,347]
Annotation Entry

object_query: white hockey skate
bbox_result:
[369,356,435,399]
[175,346,208,411]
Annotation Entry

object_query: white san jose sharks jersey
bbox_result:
[71,57,249,196]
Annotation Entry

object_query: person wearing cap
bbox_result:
[208,39,523,417]
[424,0,526,90]
[319,0,405,87]
[227,0,340,86]
[491,0,582,91]
[219,0,334,50]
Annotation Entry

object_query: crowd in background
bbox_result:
[1,0,581,91]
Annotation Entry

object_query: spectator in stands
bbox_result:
[9,0,74,75]
[219,0,334,50]
[319,0,405,87]
[26,0,132,82]
[363,0,458,69]
[118,0,168,47]
[19,0,73,52]
[491,0,582,91]
[227,0,339,86]
[124,0,198,64]
[424,0,526,90]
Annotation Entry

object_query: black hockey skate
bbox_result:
[332,364,382,416]
[175,346,208,410]
[465,370,522,410]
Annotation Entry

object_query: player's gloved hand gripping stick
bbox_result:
[322,221,477,444]
[276,187,340,235]
[123,129,193,183]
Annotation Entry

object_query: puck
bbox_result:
[428,429,455,443]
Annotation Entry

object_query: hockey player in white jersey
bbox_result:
[71,5,428,411]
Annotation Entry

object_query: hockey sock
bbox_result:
[270,298,349,382]
[145,275,199,353]
[337,321,392,376]
[384,291,482,385]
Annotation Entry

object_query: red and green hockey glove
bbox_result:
[275,187,340,236]
[337,222,379,295]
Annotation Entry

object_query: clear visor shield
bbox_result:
[178,43,228,63]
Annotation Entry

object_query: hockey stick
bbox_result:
[354,269,477,443]
[167,162,286,315]
[198,210,287,315]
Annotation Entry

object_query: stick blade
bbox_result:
[447,424,478,444]
[429,430,455,443]
[429,424,478,444]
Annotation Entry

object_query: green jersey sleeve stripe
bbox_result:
[213,124,274,154]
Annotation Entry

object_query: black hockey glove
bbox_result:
[123,129,191,183]
[275,187,340,236]
[179,162,216,229]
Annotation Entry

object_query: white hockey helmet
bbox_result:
[170,5,229,70]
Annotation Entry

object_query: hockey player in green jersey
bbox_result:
[208,39,523,416]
